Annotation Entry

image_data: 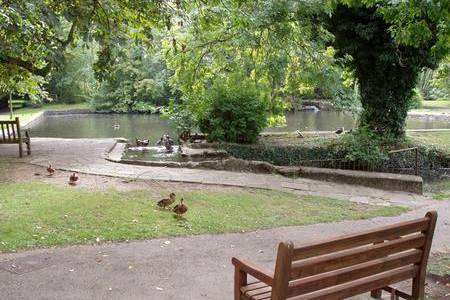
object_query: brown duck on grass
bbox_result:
[157,193,176,209]
[173,198,188,218]
[47,164,55,176]
[69,173,79,185]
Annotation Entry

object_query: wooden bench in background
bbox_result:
[0,117,31,157]
[233,211,437,300]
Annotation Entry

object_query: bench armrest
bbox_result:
[232,257,274,285]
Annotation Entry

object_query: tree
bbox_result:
[165,0,356,132]
[0,0,167,96]
[327,1,449,136]
[93,42,172,112]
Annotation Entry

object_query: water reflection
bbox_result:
[29,112,450,140]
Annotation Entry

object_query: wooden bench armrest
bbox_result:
[232,257,274,285]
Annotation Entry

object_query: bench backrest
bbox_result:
[271,211,437,299]
[0,117,21,143]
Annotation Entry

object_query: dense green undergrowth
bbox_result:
[221,129,449,179]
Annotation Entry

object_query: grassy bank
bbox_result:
[0,103,90,123]
[409,131,450,153]
[0,181,406,252]
[421,100,450,110]
[424,179,450,200]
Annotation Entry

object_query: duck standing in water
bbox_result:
[335,127,344,135]
[157,192,176,209]
[135,138,150,147]
[69,173,79,186]
[173,198,188,218]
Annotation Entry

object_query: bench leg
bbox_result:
[412,277,424,300]
[18,140,23,158]
[26,140,31,155]
[234,267,247,300]
[25,131,31,155]
[371,289,382,298]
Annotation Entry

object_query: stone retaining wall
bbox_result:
[107,141,423,194]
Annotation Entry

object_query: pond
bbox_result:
[29,111,450,141]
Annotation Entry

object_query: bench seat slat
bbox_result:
[290,233,425,279]
[246,286,271,297]
[240,282,272,300]
[251,292,271,300]
[292,217,429,261]
[289,265,418,300]
[287,249,422,297]
[241,282,267,293]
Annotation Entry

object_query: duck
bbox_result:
[135,138,150,147]
[69,173,79,185]
[157,193,176,208]
[173,198,188,217]
[47,164,55,176]
[295,130,304,138]
[335,127,344,135]
[112,124,120,130]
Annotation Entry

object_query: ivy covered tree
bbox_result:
[327,1,449,137]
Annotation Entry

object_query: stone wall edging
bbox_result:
[106,144,423,194]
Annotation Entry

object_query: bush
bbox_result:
[197,78,268,143]
[329,127,397,165]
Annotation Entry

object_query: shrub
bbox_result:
[329,127,398,166]
[197,77,268,144]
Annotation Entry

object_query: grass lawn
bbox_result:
[0,103,90,123]
[428,253,450,278]
[0,181,406,252]
[424,179,450,201]
[408,131,450,153]
[421,100,450,110]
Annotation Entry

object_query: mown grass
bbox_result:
[408,131,450,153]
[424,179,450,201]
[0,103,90,122]
[421,100,450,110]
[428,253,450,277]
[0,182,407,252]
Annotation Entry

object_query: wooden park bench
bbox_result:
[233,211,437,300]
[0,117,31,157]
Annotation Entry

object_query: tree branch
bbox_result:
[0,55,49,77]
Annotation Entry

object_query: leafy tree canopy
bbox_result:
[0,0,167,94]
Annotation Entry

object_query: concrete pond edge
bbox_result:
[106,139,423,194]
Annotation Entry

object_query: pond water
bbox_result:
[29,111,450,141]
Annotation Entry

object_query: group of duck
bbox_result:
[296,127,347,138]
[136,134,176,153]
[48,164,187,217]
[157,192,188,218]
[46,164,79,185]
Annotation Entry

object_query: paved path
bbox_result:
[0,138,433,208]
[1,138,448,299]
